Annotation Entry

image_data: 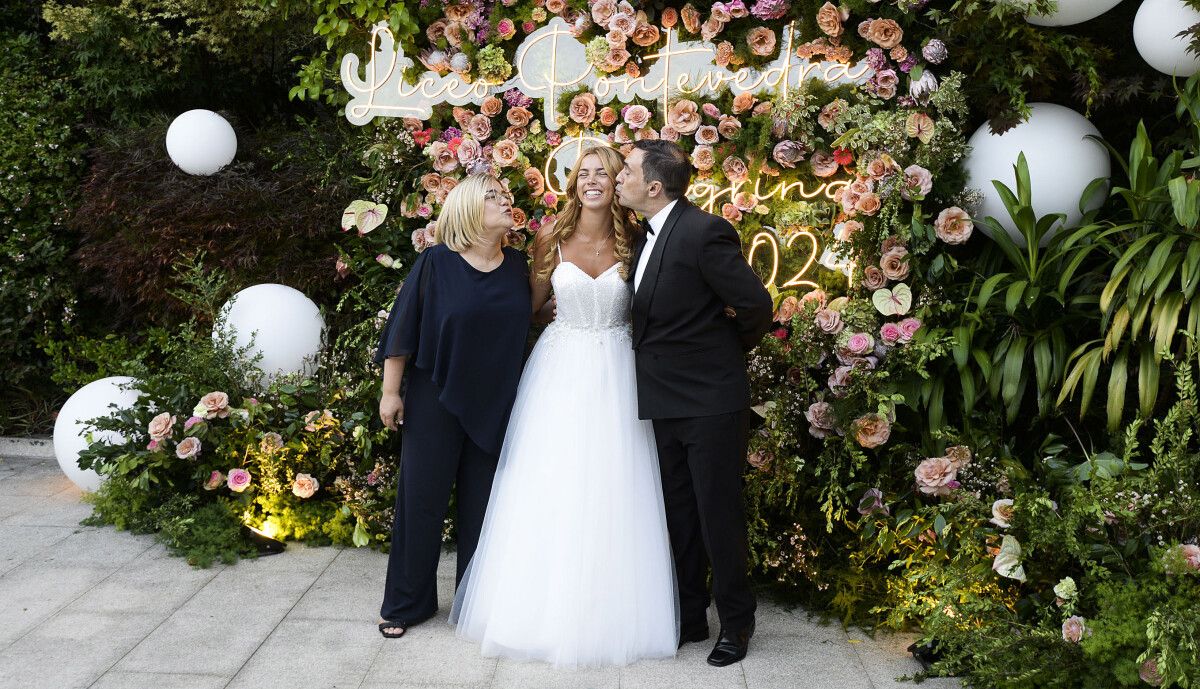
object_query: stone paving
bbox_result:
[0,449,959,689]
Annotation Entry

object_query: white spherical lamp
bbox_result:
[52,376,141,492]
[166,109,238,175]
[1134,0,1200,76]
[1027,0,1123,26]
[216,284,325,383]
[964,103,1110,247]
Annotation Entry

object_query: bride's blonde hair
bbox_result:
[536,145,637,283]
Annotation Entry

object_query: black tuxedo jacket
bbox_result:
[631,199,773,420]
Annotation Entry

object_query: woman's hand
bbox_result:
[380,393,404,431]
[533,296,558,325]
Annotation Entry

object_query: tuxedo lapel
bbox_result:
[632,199,688,347]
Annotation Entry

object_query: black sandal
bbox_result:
[378,620,407,638]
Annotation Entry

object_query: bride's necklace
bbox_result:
[573,232,612,257]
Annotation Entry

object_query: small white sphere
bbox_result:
[1027,0,1123,26]
[1134,0,1200,76]
[52,376,141,492]
[215,284,325,383]
[166,109,238,175]
[964,103,1110,247]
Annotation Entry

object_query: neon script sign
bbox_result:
[341,18,872,131]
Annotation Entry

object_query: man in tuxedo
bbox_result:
[615,140,773,667]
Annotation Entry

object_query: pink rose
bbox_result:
[292,473,320,499]
[898,317,922,342]
[543,192,559,208]
[456,137,482,165]
[746,450,773,469]
[147,412,175,442]
[146,440,160,451]
[659,125,680,142]
[197,391,230,419]
[590,0,616,25]
[175,436,202,460]
[852,413,891,449]
[914,457,958,496]
[935,206,973,245]
[227,468,252,492]
[815,308,844,334]
[428,141,459,173]
[1180,544,1200,570]
[667,99,701,134]
[695,125,719,145]
[700,15,724,41]
[496,18,516,39]
[862,265,887,291]
[1061,616,1089,644]
[805,401,836,438]
[467,114,492,140]
[733,192,756,212]
[609,12,636,36]
[880,246,910,280]
[702,102,721,119]
[1141,658,1164,687]
[623,104,651,129]
[183,415,204,431]
[846,332,874,356]
[828,365,853,396]
[204,470,224,491]
[880,322,903,345]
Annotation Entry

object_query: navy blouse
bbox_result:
[374,244,531,454]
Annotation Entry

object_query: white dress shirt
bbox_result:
[633,199,678,292]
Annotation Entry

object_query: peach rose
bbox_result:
[147,412,175,442]
[659,125,680,142]
[625,61,641,78]
[420,173,442,193]
[855,192,882,215]
[990,499,1015,528]
[775,295,800,323]
[914,457,957,496]
[624,104,651,129]
[818,99,846,130]
[815,307,844,334]
[667,99,701,134]
[606,29,627,48]
[746,450,773,469]
[732,91,756,114]
[867,18,903,49]
[546,0,566,12]
[715,41,734,68]
[444,3,471,22]
[524,167,545,196]
[467,113,492,140]
[492,139,519,167]
[175,436,202,460]
[1061,617,1089,644]
[510,207,527,229]
[661,7,678,28]
[292,473,320,499]
[599,106,618,127]
[456,137,482,165]
[570,92,597,124]
[862,265,887,290]
[695,125,719,145]
[721,203,742,223]
[680,3,702,33]
[717,115,741,139]
[632,22,660,46]
[506,106,533,127]
[198,391,230,419]
[816,2,845,37]
[722,155,749,182]
[504,125,528,142]
[700,16,724,42]
[935,206,973,245]
[480,96,503,117]
[945,445,972,470]
[691,145,715,171]
[426,19,449,43]
[746,27,776,56]
[636,126,659,141]
[852,413,891,449]
[805,401,837,438]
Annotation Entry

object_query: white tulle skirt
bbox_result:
[450,322,679,667]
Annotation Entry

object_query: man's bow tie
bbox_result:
[641,218,654,236]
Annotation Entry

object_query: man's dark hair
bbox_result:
[632,139,692,201]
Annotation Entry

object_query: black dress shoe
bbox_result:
[706,621,754,667]
[678,626,710,648]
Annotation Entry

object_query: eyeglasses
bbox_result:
[484,190,513,203]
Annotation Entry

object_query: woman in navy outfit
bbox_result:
[374,174,531,638]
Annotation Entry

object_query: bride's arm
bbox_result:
[529,221,557,324]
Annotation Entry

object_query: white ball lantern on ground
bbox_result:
[1027,0,1123,26]
[52,376,141,492]
[1134,0,1200,76]
[166,109,238,175]
[964,103,1110,247]
[216,284,325,383]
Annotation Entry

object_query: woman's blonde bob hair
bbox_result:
[434,173,504,252]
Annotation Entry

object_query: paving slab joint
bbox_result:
[0,436,56,460]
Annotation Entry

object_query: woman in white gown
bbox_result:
[450,146,679,666]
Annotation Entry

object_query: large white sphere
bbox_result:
[53,376,141,492]
[964,103,1110,247]
[166,109,237,175]
[1027,0,1123,26]
[1134,0,1200,76]
[216,284,325,382]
